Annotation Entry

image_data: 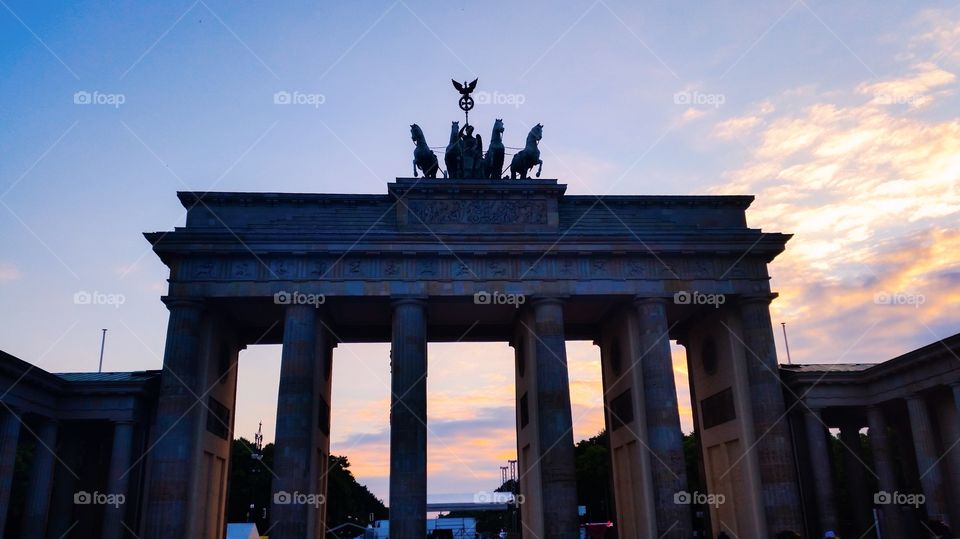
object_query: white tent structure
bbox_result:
[226,523,261,539]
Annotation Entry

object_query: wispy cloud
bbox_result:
[709,17,960,363]
[0,263,21,282]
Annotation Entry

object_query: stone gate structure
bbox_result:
[139,178,802,538]
[2,177,959,537]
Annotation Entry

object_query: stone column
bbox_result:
[839,423,873,537]
[103,420,135,539]
[598,308,658,538]
[866,405,906,538]
[46,429,81,539]
[952,383,960,432]
[635,298,690,538]
[144,298,205,537]
[314,340,336,539]
[273,304,319,539]
[389,298,428,539]
[948,383,960,529]
[738,296,803,533]
[20,417,58,539]
[0,407,20,534]
[803,408,837,534]
[906,395,948,524]
[530,298,578,538]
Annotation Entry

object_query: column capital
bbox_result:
[738,293,778,306]
[905,393,926,403]
[633,296,670,307]
[804,405,824,415]
[865,404,888,420]
[32,415,58,428]
[161,296,205,310]
[530,295,567,307]
[391,296,427,308]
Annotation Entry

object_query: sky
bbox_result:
[1,0,959,505]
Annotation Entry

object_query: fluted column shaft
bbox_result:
[389,299,428,539]
[103,421,136,539]
[866,405,906,538]
[803,408,837,533]
[273,305,320,539]
[531,298,578,538]
[738,297,803,533]
[46,431,81,538]
[906,396,948,523]
[20,418,58,539]
[0,407,20,535]
[952,384,960,433]
[144,299,205,537]
[949,384,960,528]
[636,298,690,538]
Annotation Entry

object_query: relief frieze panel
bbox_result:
[174,254,766,282]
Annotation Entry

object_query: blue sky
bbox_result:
[1,0,959,503]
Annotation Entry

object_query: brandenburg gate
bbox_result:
[142,177,801,538]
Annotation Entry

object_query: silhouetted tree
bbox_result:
[324,455,387,527]
[576,431,613,523]
[227,437,274,530]
[226,438,386,532]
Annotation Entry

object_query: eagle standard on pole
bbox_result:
[452,78,477,127]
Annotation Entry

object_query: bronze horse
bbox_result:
[443,121,461,179]
[410,124,438,178]
[483,119,505,179]
[509,123,543,179]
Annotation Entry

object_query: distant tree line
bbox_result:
[227,438,387,532]
[225,430,710,536]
